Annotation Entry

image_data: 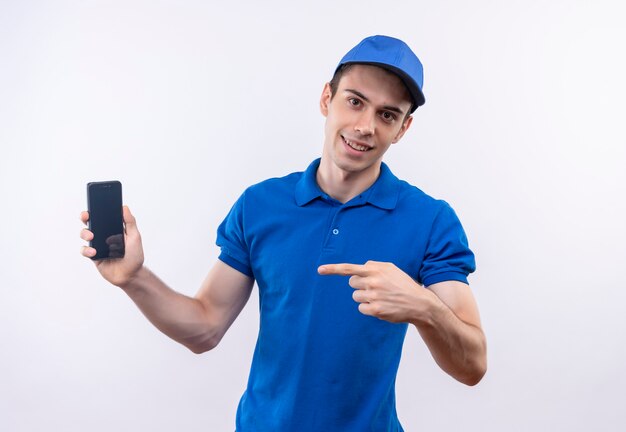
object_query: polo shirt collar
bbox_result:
[295,158,400,210]
[366,162,400,210]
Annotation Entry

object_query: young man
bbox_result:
[80,35,486,431]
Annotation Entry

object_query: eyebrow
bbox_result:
[344,89,406,116]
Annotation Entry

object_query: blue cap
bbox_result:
[336,35,425,112]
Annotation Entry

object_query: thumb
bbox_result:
[122,205,138,231]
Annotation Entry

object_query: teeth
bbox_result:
[344,137,369,152]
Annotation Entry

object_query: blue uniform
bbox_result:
[217,159,475,431]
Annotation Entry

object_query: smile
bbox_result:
[342,136,372,152]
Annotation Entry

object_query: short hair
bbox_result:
[328,64,415,119]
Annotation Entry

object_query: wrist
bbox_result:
[409,288,446,328]
[118,265,150,293]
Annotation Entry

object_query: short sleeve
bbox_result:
[418,202,476,287]
[216,192,254,278]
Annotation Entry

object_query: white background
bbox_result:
[2,1,625,431]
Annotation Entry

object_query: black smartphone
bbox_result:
[87,181,125,260]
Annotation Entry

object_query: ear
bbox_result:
[392,115,413,144]
[320,83,332,117]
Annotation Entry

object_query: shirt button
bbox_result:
[332,228,339,235]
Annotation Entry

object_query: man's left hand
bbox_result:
[318,261,438,324]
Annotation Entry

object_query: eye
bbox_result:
[380,111,396,122]
[348,97,361,107]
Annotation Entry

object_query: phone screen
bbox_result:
[87,181,125,260]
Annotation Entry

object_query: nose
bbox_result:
[354,109,375,136]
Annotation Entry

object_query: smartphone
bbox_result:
[87,181,125,260]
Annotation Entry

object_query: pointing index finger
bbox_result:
[318,263,367,276]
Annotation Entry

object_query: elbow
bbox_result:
[186,332,222,354]
[461,363,487,386]
[188,339,218,354]
[460,350,487,386]
[463,332,488,386]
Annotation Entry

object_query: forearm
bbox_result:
[119,266,217,353]
[412,293,487,386]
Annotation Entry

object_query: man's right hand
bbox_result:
[80,205,145,288]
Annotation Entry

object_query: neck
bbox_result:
[316,157,382,204]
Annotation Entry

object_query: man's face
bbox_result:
[320,64,413,177]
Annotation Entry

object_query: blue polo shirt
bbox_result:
[217,159,475,431]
